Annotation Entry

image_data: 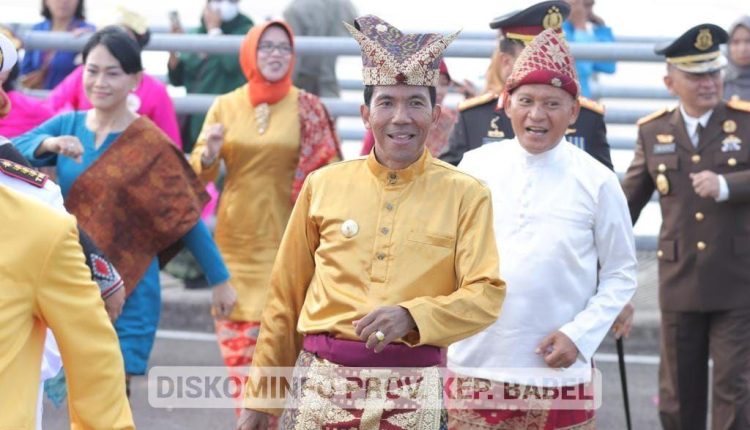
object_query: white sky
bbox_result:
[5,0,747,38]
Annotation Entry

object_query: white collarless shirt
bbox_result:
[448,140,637,386]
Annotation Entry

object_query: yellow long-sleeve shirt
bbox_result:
[250,149,506,376]
[190,85,301,321]
[0,185,133,429]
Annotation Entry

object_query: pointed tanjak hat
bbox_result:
[345,15,460,87]
[505,28,580,98]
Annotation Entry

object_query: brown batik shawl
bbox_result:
[65,117,208,295]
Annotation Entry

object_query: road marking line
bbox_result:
[157,329,217,342]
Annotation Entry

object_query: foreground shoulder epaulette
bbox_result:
[0,159,48,188]
[578,96,605,115]
[636,107,672,126]
[458,92,498,111]
[727,98,750,113]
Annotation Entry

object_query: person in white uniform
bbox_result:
[447,28,638,429]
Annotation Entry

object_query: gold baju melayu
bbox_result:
[248,149,505,426]
[243,16,505,429]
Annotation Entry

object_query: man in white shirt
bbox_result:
[448,28,637,429]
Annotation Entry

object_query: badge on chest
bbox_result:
[721,135,742,152]
[655,162,670,196]
[487,117,505,139]
[654,134,676,154]
[340,219,359,238]
[656,173,670,195]
[720,120,742,152]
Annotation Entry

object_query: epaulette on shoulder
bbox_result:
[578,96,605,115]
[0,159,48,188]
[636,107,672,126]
[727,98,750,113]
[458,92,498,112]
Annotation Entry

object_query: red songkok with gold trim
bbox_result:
[344,15,459,87]
[504,28,580,98]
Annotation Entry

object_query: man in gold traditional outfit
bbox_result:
[237,14,506,430]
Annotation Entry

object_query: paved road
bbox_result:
[43,334,663,429]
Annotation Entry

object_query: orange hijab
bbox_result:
[239,20,295,107]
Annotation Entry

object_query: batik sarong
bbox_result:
[446,377,595,430]
[215,319,278,426]
[278,350,447,429]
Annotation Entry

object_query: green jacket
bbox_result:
[168,14,253,151]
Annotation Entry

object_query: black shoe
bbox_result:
[184,277,210,289]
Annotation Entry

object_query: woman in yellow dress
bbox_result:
[189,19,340,415]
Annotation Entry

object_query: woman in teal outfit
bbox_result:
[14,27,236,392]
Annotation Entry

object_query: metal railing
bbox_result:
[23,87,659,128]
[10,22,674,44]
[20,31,665,62]
[16,30,671,249]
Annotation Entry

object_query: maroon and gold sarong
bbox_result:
[277,335,447,429]
[448,405,594,430]
[446,377,595,430]
[65,117,208,294]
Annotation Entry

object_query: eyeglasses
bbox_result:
[258,42,293,55]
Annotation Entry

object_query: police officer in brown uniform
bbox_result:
[622,24,750,430]
[439,0,613,170]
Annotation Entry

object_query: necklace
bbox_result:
[255,103,270,135]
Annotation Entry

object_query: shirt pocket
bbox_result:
[658,239,677,262]
[714,151,748,173]
[648,154,680,174]
[407,231,456,249]
[648,155,680,197]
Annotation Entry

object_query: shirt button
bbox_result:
[728,158,738,167]
[376,253,386,260]
[691,154,701,164]
[696,241,707,251]
[388,173,397,184]
[381,227,390,235]
[695,212,704,222]
[385,203,394,211]
[657,163,667,173]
